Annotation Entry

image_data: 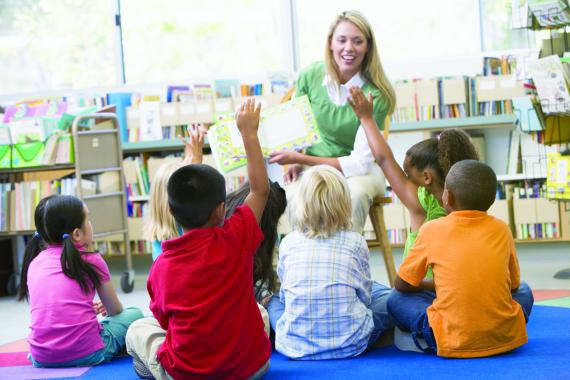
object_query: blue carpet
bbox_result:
[55,305,570,379]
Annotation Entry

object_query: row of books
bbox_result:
[124,156,150,198]
[125,154,247,203]
[390,75,526,123]
[0,178,95,231]
[512,182,560,240]
[125,93,284,142]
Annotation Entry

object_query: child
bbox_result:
[267,165,393,360]
[348,86,479,278]
[145,125,206,260]
[225,180,287,306]
[387,160,534,357]
[18,195,143,367]
[126,99,271,379]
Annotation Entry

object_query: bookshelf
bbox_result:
[390,114,517,133]
[1,111,136,296]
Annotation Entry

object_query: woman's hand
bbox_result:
[180,124,207,165]
[347,86,374,121]
[284,164,304,185]
[268,150,303,165]
[93,300,107,316]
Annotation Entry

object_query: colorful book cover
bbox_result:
[208,95,320,173]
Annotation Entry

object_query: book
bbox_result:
[527,55,570,114]
[208,95,320,173]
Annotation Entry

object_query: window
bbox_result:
[480,0,543,52]
[0,0,116,95]
[295,0,482,78]
[120,0,292,84]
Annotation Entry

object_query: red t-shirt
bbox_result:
[148,205,270,379]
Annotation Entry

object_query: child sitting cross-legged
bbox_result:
[267,165,393,360]
[19,195,143,367]
[126,99,271,379]
[387,160,534,358]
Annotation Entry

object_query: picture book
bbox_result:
[527,55,570,114]
[208,95,320,173]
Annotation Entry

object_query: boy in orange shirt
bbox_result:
[387,160,533,358]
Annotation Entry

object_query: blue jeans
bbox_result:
[31,306,144,367]
[267,282,393,348]
[387,282,534,353]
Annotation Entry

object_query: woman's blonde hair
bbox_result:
[325,10,396,115]
[144,160,184,242]
[291,165,352,238]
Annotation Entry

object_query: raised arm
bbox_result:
[179,124,206,165]
[235,99,269,223]
[348,87,426,223]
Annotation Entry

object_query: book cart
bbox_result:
[3,112,135,295]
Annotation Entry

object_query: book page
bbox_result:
[259,108,307,149]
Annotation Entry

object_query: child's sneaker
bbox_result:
[393,327,425,353]
[132,355,154,379]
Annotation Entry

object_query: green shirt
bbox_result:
[402,186,447,279]
[295,61,387,157]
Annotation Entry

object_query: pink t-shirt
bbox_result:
[27,245,111,363]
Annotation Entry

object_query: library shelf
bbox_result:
[0,230,33,237]
[123,138,210,154]
[129,195,150,202]
[0,164,75,174]
[496,174,547,182]
[515,238,570,244]
[391,114,517,133]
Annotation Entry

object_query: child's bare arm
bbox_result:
[96,281,123,316]
[348,87,425,223]
[395,275,434,293]
[235,99,269,223]
[179,124,206,165]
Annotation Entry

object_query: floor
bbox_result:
[1,243,569,345]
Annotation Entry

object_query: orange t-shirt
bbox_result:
[399,210,528,358]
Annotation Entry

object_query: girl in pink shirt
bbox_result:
[18,195,143,367]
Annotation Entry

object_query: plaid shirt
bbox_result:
[275,230,374,360]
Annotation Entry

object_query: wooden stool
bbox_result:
[367,196,397,287]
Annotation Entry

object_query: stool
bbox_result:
[367,196,397,287]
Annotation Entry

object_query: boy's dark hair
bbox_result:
[18,195,102,301]
[167,164,226,229]
[446,160,497,211]
[225,181,287,297]
[406,129,479,186]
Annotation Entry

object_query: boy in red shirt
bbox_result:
[126,99,270,379]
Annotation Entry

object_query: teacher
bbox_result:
[269,10,395,233]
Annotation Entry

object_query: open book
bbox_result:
[208,95,320,173]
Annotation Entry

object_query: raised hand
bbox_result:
[180,124,206,164]
[347,86,374,121]
[235,98,261,140]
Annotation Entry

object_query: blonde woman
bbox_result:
[269,10,395,234]
[145,125,205,260]
[267,165,392,360]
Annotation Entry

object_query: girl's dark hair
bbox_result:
[405,129,479,186]
[225,181,287,295]
[18,195,102,301]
